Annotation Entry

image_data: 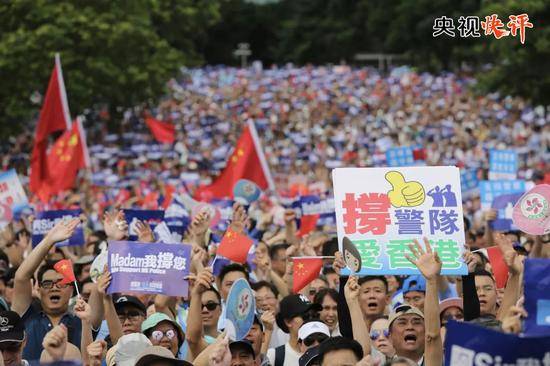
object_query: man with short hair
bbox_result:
[357,276,390,327]
[269,244,289,278]
[252,281,288,349]
[12,219,102,361]
[388,305,425,364]
[317,336,363,366]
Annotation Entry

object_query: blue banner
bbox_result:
[108,241,191,297]
[524,259,550,336]
[479,180,526,209]
[386,147,415,167]
[123,209,165,241]
[489,149,518,179]
[32,210,84,247]
[460,169,479,199]
[490,192,524,231]
[444,320,550,364]
[299,195,336,225]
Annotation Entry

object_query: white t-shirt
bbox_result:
[266,343,301,366]
[268,323,290,349]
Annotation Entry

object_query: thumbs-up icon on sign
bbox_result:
[385,171,425,207]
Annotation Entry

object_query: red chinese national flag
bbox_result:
[53,259,76,285]
[478,246,509,289]
[292,257,324,293]
[296,214,320,238]
[37,119,89,201]
[145,117,176,144]
[30,54,72,198]
[217,228,254,264]
[194,121,275,201]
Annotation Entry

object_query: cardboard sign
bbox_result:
[32,210,84,247]
[489,149,518,180]
[108,241,191,297]
[333,167,467,275]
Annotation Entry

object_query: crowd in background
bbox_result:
[0,65,548,365]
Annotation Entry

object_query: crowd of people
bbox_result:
[0,64,548,366]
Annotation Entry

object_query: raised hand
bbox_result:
[74,297,92,322]
[501,305,528,334]
[344,275,360,302]
[283,209,296,225]
[462,250,479,273]
[135,220,155,243]
[229,203,248,234]
[103,210,128,240]
[495,232,523,275]
[260,310,276,332]
[96,268,112,297]
[332,251,346,276]
[45,218,80,244]
[186,211,211,243]
[209,336,232,366]
[42,324,68,361]
[483,209,498,222]
[192,267,214,295]
[300,235,317,256]
[87,340,107,366]
[406,238,442,281]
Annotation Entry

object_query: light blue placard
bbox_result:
[479,180,526,209]
[225,278,255,341]
[460,169,479,198]
[489,149,518,179]
[386,147,414,167]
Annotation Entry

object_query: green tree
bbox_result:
[473,0,549,104]
[0,0,219,134]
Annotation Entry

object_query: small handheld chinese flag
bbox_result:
[292,257,324,293]
[217,228,254,264]
[296,214,320,238]
[53,259,77,287]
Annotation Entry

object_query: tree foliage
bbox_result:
[0,0,220,134]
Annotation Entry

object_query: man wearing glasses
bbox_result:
[297,321,330,354]
[11,219,102,361]
[113,295,147,336]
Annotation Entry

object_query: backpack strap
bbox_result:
[274,345,286,366]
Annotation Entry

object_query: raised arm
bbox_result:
[406,238,443,366]
[345,275,371,356]
[494,233,523,321]
[74,296,94,364]
[186,267,212,359]
[12,218,80,315]
[97,270,123,345]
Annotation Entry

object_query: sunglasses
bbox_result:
[40,280,72,290]
[370,329,390,340]
[303,334,329,347]
[117,310,144,322]
[151,329,176,341]
[202,302,220,311]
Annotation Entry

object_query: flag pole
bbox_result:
[74,281,81,297]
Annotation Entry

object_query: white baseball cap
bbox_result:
[298,321,330,340]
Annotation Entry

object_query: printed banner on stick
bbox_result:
[108,241,191,297]
[333,167,467,276]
